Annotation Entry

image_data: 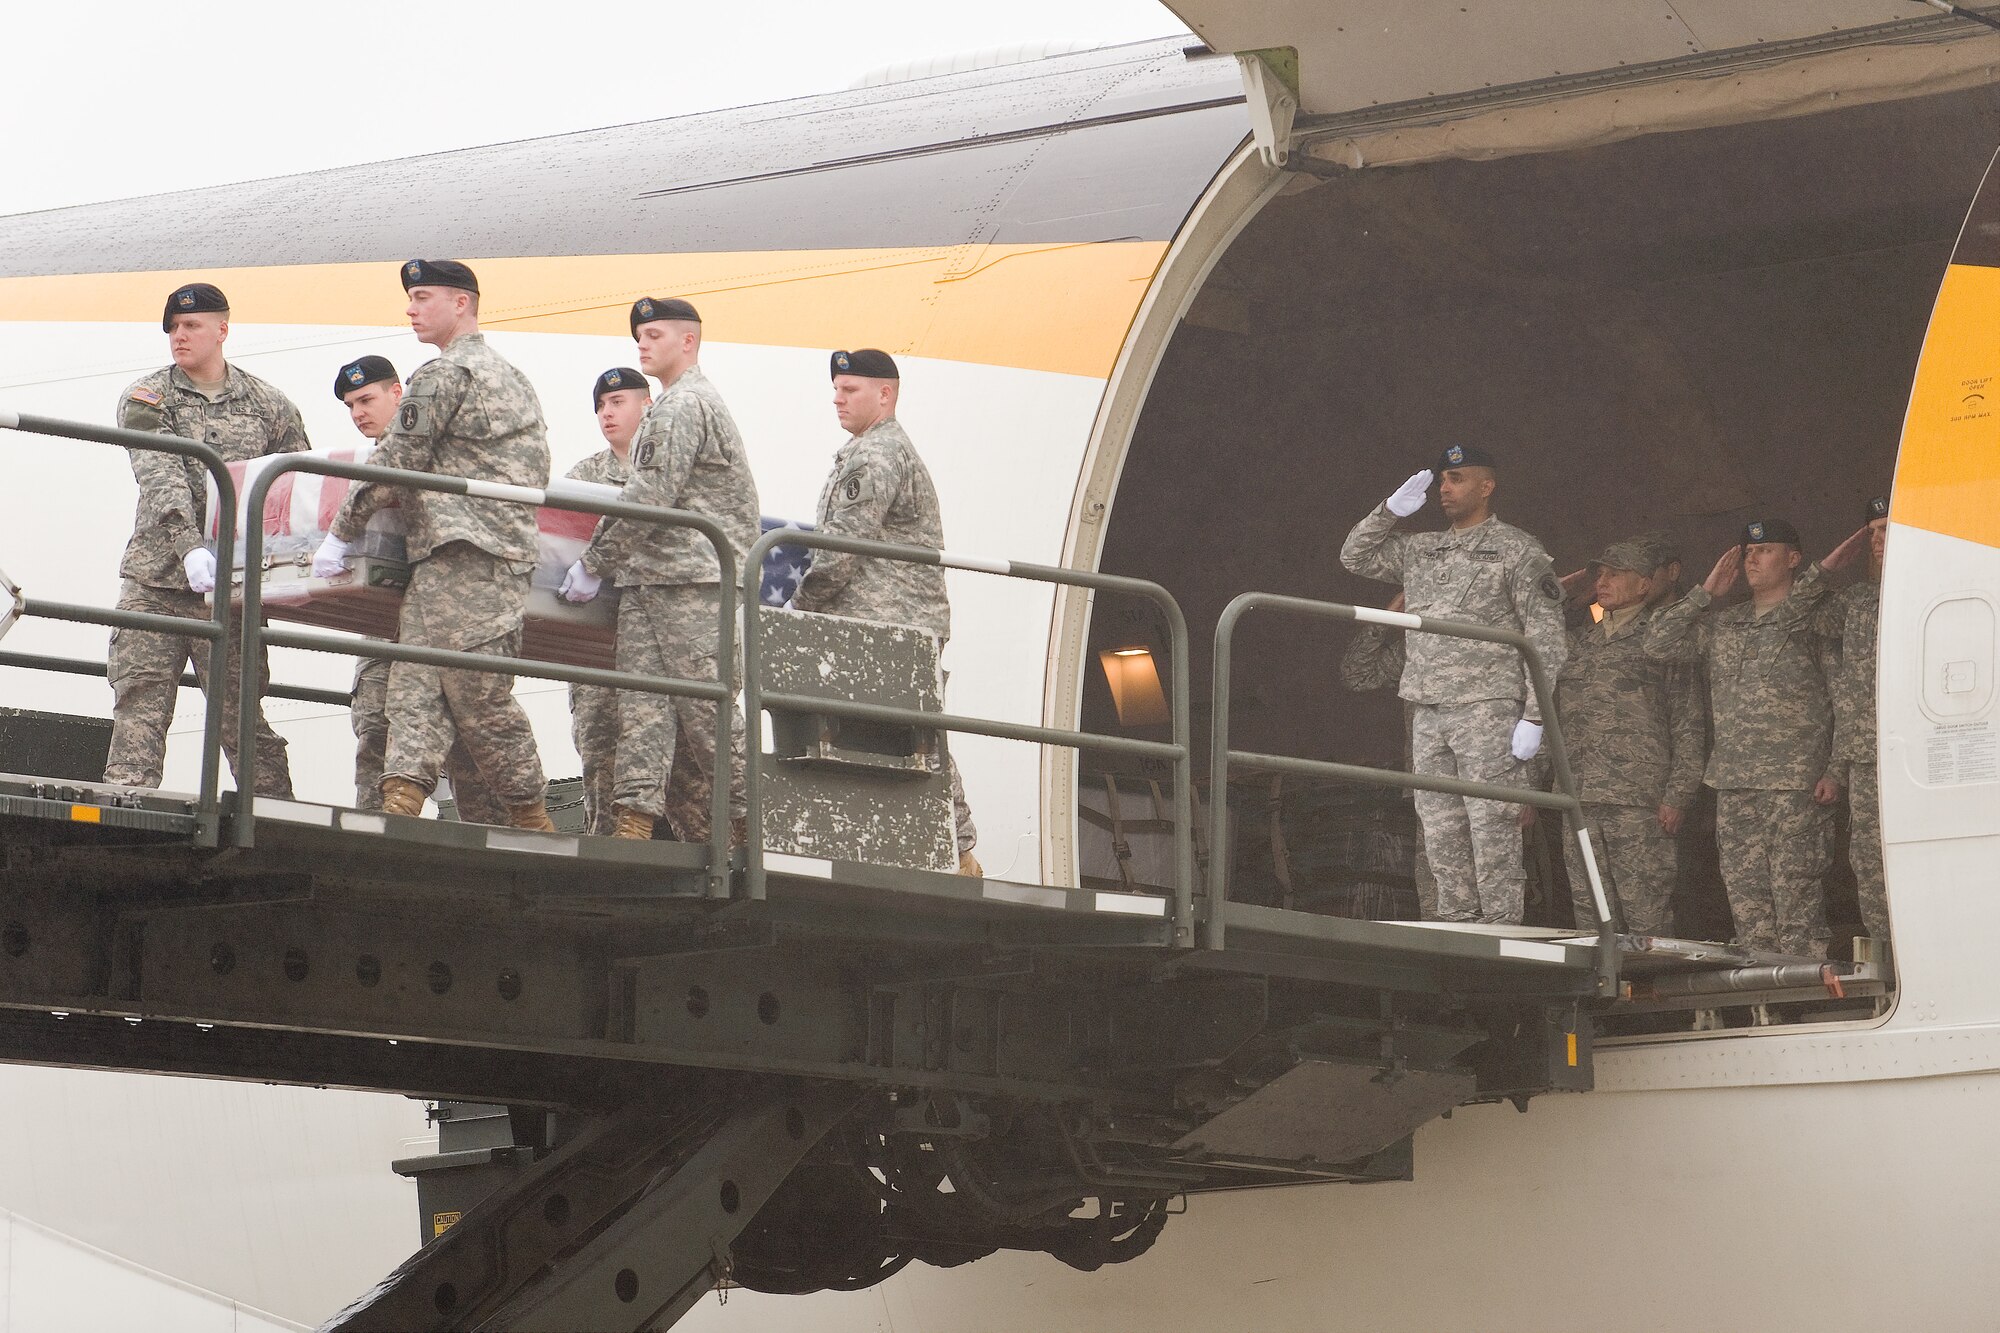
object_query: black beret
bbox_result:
[400,259,479,294]
[630,297,701,337]
[1434,443,1496,471]
[1866,494,1889,522]
[162,282,228,332]
[1740,517,1803,549]
[334,355,398,401]
[592,366,648,410]
[830,348,899,380]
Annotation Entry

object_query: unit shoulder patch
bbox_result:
[1539,573,1563,603]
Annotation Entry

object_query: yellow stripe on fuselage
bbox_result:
[0,243,1169,381]
[1893,261,2000,548]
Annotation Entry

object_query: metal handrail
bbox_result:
[0,411,239,846]
[741,528,1198,945]
[1209,593,1618,996]
[234,454,739,897]
[0,648,351,707]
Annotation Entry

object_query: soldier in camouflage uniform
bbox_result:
[107,282,302,797]
[562,300,757,843]
[1554,537,1706,936]
[1337,592,1437,918]
[1815,496,1891,947]
[1340,445,1568,925]
[793,349,980,875]
[315,260,555,830]
[1642,518,1864,957]
[332,355,505,825]
[562,367,646,836]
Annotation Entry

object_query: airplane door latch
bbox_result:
[1235,47,1300,169]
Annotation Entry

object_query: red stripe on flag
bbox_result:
[265,471,297,536]
[538,506,600,542]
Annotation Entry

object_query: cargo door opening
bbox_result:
[1079,82,2000,1026]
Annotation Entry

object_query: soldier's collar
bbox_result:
[167,362,239,397]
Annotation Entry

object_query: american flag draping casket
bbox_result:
[204,448,812,671]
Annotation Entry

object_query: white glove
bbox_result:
[1385,470,1433,518]
[560,560,602,603]
[1511,718,1544,761]
[311,535,352,579]
[182,548,216,594]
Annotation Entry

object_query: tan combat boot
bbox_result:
[379,776,427,818]
[611,805,655,840]
[507,798,557,833]
[957,849,983,878]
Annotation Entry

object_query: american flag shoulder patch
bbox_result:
[128,386,163,406]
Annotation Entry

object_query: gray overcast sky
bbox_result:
[1,0,1184,217]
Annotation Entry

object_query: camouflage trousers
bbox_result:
[354,657,506,824]
[938,668,977,856]
[104,579,293,797]
[1410,699,1526,925]
[1714,787,1832,958]
[1565,802,1678,936]
[1848,761,1891,945]
[569,683,620,836]
[383,543,546,805]
[611,584,748,824]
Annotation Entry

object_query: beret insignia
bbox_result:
[605,370,622,388]
[1867,494,1889,520]
[405,261,422,283]
[1748,522,1765,542]
[636,299,655,320]
[129,386,163,406]
[177,291,196,309]
[346,365,366,385]
[1444,445,1464,466]
[834,351,851,372]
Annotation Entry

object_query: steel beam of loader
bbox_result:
[320,1080,860,1333]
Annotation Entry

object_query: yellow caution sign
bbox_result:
[68,805,100,824]
[1566,1032,1578,1068]
[433,1210,462,1239]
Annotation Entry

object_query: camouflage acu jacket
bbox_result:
[1339,507,1568,709]
[1338,624,1405,694]
[1815,579,1880,770]
[1642,564,1836,791]
[565,447,629,487]
[116,363,309,589]
[583,366,759,588]
[331,332,549,564]
[1556,606,1707,809]
[792,417,950,640]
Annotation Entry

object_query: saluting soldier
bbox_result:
[1643,518,1865,957]
[560,300,758,844]
[1339,446,1568,925]
[313,260,556,830]
[793,349,980,875]
[562,367,648,836]
[1815,495,1891,948]
[107,282,304,797]
[332,354,505,826]
[1553,536,1706,936]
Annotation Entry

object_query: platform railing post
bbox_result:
[0,412,238,847]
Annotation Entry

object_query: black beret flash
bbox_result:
[629,297,701,338]
[592,366,648,410]
[334,355,399,401]
[830,348,899,380]
[399,259,480,294]
[162,282,229,332]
